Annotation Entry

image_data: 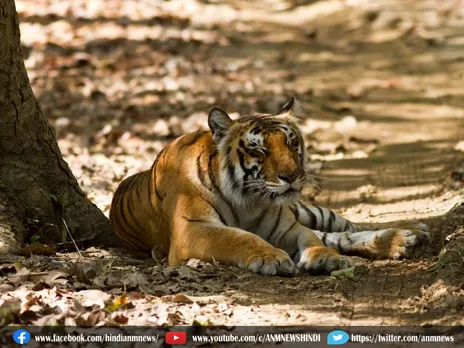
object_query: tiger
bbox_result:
[109,97,430,276]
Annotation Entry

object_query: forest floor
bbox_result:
[0,0,463,330]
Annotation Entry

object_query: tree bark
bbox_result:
[0,0,113,254]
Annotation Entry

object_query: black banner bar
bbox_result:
[1,326,462,347]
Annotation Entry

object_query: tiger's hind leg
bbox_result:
[314,227,430,260]
[346,220,430,259]
[291,202,430,259]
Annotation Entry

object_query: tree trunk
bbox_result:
[0,0,113,254]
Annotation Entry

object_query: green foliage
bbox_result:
[331,266,356,279]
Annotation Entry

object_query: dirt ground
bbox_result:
[0,0,463,328]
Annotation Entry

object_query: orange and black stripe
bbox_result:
[110,171,151,251]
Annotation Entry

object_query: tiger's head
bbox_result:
[208,97,307,205]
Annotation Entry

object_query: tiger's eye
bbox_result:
[249,149,264,158]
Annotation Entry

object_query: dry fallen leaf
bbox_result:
[19,242,56,256]
[171,293,193,304]
[24,296,42,310]
[79,289,111,308]
[46,268,75,283]
[111,313,129,325]
[8,267,31,284]
[177,266,200,280]
[19,309,41,324]
[76,308,108,326]
[76,262,98,284]
[186,258,202,269]
[162,266,178,277]
[0,284,15,293]
[32,313,60,326]
[29,268,76,287]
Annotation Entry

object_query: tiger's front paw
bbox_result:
[297,246,353,275]
[242,248,298,277]
[380,228,430,259]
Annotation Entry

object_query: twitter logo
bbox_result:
[327,330,349,345]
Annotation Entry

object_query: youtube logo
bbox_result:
[165,332,187,345]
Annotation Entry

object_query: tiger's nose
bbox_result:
[278,173,299,183]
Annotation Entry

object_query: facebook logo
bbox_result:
[13,330,31,344]
[327,330,349,345]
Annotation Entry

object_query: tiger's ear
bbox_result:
[276,96,296,115]
[208,108,233,143]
